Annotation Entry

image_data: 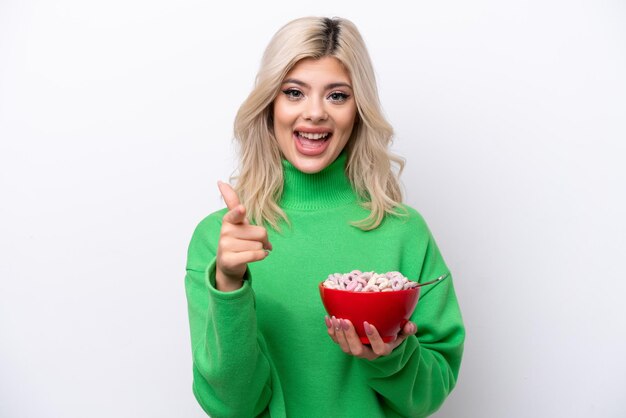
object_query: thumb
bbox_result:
[389,321,417,351]
[401,321,417,336]
[223,204,247,225]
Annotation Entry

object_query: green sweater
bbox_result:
[185,154,465,417]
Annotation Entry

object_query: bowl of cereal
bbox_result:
[319,270,421,344]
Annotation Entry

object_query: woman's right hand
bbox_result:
[215,181,272,292]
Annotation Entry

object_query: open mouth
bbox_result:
[295,131,332,150]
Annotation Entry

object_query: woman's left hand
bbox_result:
[325,316,417,360]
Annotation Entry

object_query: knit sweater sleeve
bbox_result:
[359,219,465,417]
[184,212,273,418]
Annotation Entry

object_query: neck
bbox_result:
[280,153,355,210]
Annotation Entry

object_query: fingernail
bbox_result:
[324,315,331,329]
[332,316,340,331]
[341,319,350,331]
[364,321,373,335]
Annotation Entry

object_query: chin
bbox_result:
[288,153,334,174]
[293,159,328,174]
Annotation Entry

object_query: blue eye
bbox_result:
[328,92,350,102]
[282,89,303,99]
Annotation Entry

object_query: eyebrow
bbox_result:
[281,78,353,90]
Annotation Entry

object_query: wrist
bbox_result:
[215,268,244,292]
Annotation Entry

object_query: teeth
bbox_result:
[298,131,329,140]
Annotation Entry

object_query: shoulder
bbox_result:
[387,203,431,233]
[191,208,228,239]
[186,208,228,266]
[399,204,427,225]
[366,203,434,244]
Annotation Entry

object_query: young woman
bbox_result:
[185,16,465,417]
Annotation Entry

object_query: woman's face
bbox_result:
[273,56,357,174]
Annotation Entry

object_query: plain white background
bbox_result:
[1,1,625,417]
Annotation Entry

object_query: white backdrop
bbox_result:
[1,1,625,417]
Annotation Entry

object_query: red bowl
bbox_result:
[319,283,420,344]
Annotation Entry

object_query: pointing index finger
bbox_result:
[217,181,241,210]
[218,181,250,225]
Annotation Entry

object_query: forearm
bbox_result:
[186,261,272,417]
[360,279,465,417]
[362,338,459,417]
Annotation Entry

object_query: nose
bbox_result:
[303,97,328,122]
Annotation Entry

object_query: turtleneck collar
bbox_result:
[279,152,356,210]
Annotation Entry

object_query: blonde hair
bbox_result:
[233,16,405,230]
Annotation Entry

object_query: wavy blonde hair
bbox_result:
[233,16,405,230]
